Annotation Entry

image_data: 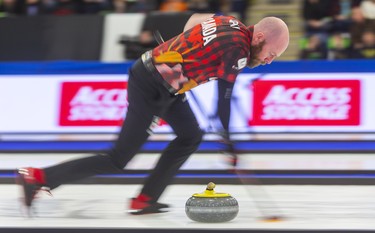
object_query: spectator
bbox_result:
[49,0,79,15]
[351,0,363,8]
[126,0,159,13]
[300,34,328,60]
[80,0,112,14]
[159,0,187,12]
[350,5,368,49]
[111,0,126,13]
[15,0,47,15]
[303,0,335,36]
[349,1,375,54]
[42,0,57,13]
[327,33,351,59]
[218,0,231,15]
[360,0,375,19]
[0,0,20,16]
[351,30,375,58]
[229,0,249,21]
[333,0,352,32]
[26,0,43,15]
[187,0,213,13]
[302,0,349,37]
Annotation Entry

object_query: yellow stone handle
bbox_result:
[192,182,231,198]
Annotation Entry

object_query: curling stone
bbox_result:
[185,182,239,223]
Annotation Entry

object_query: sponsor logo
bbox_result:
[234,57,247,70]
[229,19,240,30]
[250,80,360,126]
[59,82,128,126]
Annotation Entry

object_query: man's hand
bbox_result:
[155,64,188,90]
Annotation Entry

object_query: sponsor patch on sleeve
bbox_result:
[234,57,247,70]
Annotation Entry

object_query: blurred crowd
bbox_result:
[1,0,374,60]
[0,0,248,20]
[300,0,375,60]
[0,0,249,61]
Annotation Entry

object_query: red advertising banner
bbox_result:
[59,82,128,126]
[250,80,360,126]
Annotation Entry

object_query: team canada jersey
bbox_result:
[151,15,253,94]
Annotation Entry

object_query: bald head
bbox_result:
[253,17,289,58]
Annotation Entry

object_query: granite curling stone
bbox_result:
[185,182,239,223]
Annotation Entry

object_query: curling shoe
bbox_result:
[16,167,51,209]
[129,194,169,215]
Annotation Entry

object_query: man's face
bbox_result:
[248,40,266,68]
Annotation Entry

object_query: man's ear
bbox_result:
[253,32,265,45]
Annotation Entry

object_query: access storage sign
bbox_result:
[59,82,128,126]
[0,73,374,133]
[250,80,360,126]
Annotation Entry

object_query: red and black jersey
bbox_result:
[151,15,253,94]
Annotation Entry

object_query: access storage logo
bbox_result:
[59,82,128,126]
[250,80,360,126]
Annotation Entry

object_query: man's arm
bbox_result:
[217,79,234,132]
[183,13,215,32]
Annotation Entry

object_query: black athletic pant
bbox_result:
[44,59,203,202]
